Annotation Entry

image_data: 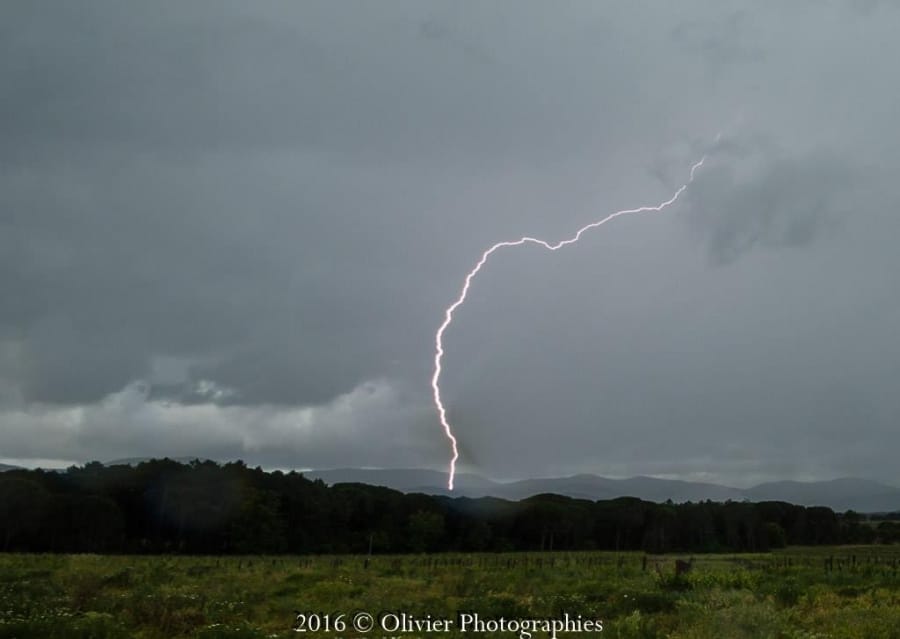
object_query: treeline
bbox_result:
[1,459,898,554]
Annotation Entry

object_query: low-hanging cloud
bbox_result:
[0,379,443,470]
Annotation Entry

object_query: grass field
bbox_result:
[2,547,900,639]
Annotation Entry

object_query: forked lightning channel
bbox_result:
[432,153,709,490]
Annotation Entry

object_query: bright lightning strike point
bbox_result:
[432,152,710,491]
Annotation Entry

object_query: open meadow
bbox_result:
[3,547,900,639]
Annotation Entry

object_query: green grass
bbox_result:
[1,547,899,638]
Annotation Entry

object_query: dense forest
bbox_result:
[1,459,898,554]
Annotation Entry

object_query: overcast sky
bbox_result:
[2,1,899,487]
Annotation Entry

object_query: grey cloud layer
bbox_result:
[686,140,858,264]
[2,1,899,484]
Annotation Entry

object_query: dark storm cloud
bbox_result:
[417,18,495,65]
[0,152,447,405]
[685,139,857,265]
[0,0,663,406]
[0,3,325,160]
[2,1,900,486]
[671,10,765,82]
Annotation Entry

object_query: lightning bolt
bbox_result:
[432,153,710,490]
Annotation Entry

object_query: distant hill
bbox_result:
[743,478,900,513]
[304,468,900,513]
[78,460,900,512]
[497,474,745,503]
[104,456,216,467]
[0,463,23,472]
[302,468,499,494]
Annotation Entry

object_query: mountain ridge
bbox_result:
[6,460,896,512]
[304,467,900,513]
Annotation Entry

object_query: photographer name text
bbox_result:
[294,611,603,638]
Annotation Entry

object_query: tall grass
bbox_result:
[1,548,899,638]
